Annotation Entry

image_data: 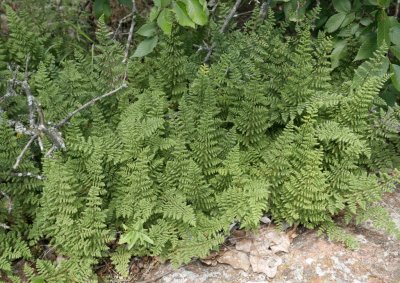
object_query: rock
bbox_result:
[200,259,218,266]
[249,254,283,278]
[236,239,252,253]
[217,250,250,271]
[265,230,283,245]
[270,234,290,253]
[260,216,271,224]
[250,240,273,258]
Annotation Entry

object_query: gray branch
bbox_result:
[220,0,242,34]
[1,191,13,213]
[12,172,45,180]
[259,0,271,22]
[122,0,137,64]
[204,0,242,63]
[55,83,128,129]
[12,134,38,170]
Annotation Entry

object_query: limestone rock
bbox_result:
[249,254,283,278]
[236,238,252,253]
[217,250,250,271]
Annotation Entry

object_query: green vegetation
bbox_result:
[1,0,400,281]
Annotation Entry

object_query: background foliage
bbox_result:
[0,0,400,281]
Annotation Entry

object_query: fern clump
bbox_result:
[0,5,399,281]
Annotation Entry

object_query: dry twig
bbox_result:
[204,0,242,63]
[55,83,128,128]
[122,0,137,64]
[12,134,38,170]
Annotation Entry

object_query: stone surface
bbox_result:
[133,187,400,283]
[249,254,283,278]
[217,250,250,271]
[236,239,252,253]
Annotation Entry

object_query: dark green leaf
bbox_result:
[391,64,400,91]
[132,36,158,57]
[93,0,111,18]
[172,2,196,28]
[118,0,132,7]
[376,0,391,7]
[360,17,373,26]
[376,57,390,76]
[389,25,400,46]
[331,40,347,68]
[377,10,390,46]
[136,22,157,37]
[341,12,355,28]
[355,34,377,60]
[154,0,172,8]
[184,0,208,26]
[390,45,400,61]
[149,7,161,21]
[325,13,346,33]
[332,0,351,13]
[157,9,173,35]
[380,86,398,106]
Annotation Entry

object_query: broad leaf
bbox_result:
[391,45,400,61]
[377,10,390,46]
[389,25,400,46]
[331,40,347,68]
[360,17,373,26]
[149,6,161,21]
[325,13,346,33]
[184,0,208,26]
[377,0,391,7]
[355,34,377,61]
[136,22,157,37]
[157,9,173,35]
[118,0,132,7]
[333,0,351,13]
[154,0,171,7]
[341,12,355,28]
[173,1,196,28]
[132,36,158,57]
[93,0,111,18]
[391,64,400,91]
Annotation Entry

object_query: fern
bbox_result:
[1,7,399,280]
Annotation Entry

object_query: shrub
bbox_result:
[0,3,399,281]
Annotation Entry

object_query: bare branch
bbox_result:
[203,43,216,64]
[0,65,20,103]
[220,0,242,33]
[113,12,133,40]
[204,0,242,63]
[37,136,44,152]
[0,223,10,230]
[396,0,400,18]
[0,191,13,213]
[45,145,57,158]
[11,172,45,180]
[40,125,66,150]
[22,81,36,129]
[259,0,271,22]
[122,0,137,64]
[12,134,38,170]
[7,119,35,135]
[55,83,128,129]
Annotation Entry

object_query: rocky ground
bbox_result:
[133,187,400,283]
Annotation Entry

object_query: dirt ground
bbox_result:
[135,188,400,283]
